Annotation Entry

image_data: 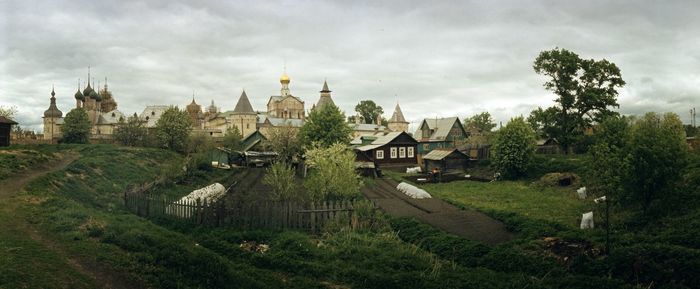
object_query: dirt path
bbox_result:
[0,152,145,289]
[363,178,513,245]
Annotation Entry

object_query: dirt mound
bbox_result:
[542,237,601,262]
[539,172,580,187]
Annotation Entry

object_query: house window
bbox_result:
[390,147,397,159]
[408,147,414,158]
[399,147,406,158]
[376,150,384,159]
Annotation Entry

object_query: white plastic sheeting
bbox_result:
[406,167,422,174]
[576,187,587,199]
[166,183,226,217]
[396,182,432,199]
[580,211,594,229]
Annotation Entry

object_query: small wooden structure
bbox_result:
[354,131,418,170]
[536,138,560,154]
[0,116,18,147]
[422,148,470,172]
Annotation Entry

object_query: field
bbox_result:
[1,145,698,289]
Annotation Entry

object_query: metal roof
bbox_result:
[0,116,18,125]
[139,105,169,128]
[350,123,386,131]
[97,109,126,125]
[422,148,467,161]
[233,90,255,114]
[414,117,462,141]
[389,103,407,123]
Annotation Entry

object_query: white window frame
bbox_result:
[376,150,384,159]
[390,147,397,159]
[407,147,414,158]
[399,147,406,158]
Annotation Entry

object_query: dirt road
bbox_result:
[363,178,513,245]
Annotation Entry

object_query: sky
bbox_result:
[1,0,699,132]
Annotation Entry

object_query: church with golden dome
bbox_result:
[42,68,409,143]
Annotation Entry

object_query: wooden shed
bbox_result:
[0,116,18,147]
[422,148,469,172]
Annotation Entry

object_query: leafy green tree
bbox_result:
[354,100,384,124]
[0,105,17,118]
[62,108,91,144]
[527,106,559,139]
[267,125,301,163]
[299,103,351,147]
[587,116,630,201]
[464,112,497,132]
[264,161,301,201]
[623,112,687,213]
[533,48,625,153]
[156,106,192,151]
[492,117,536,179]
[222,126,243,151]
[114,114,146,146]
[304,143,362,200]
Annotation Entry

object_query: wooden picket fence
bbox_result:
[123,191,369,232]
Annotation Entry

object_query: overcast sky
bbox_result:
[1,0,699,132]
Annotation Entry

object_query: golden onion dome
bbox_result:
[280,73,290,84]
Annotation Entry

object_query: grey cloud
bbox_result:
[1,0,699,132]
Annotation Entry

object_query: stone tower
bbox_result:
[186,95,203,128]
[43,87,63,141]
[231,90,257,137]
[316,80,335,110]
[388,103,409,132]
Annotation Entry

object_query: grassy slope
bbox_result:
[3,145,536,289]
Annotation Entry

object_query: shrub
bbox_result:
[492,117,536,179]
[264,161,301,201]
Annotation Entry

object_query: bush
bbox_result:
[492,117,536,179]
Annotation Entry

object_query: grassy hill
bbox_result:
[2,145,698,289]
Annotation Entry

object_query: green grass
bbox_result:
[421,180,592,229]
[4,145,699,289]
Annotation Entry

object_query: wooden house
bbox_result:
[536,138,560,154]
[354,131,418,169]
[0,116,18,147]
[241,130,269,152]
[422,148,470,172]
[414,117,469,163]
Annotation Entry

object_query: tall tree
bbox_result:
[267,125,301,163]
[533,48,625,153]
[62,108,92,144]
[623,112,687,213]
[156,106,192,152]
[464,111,497,132]
[222,126,243,151]
[114,114,146,146]
[587,116,630,202]
[491,117,536,179]
[299,103,351,147]
[354,100,384,124]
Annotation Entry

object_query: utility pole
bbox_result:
[691,107,696,128]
